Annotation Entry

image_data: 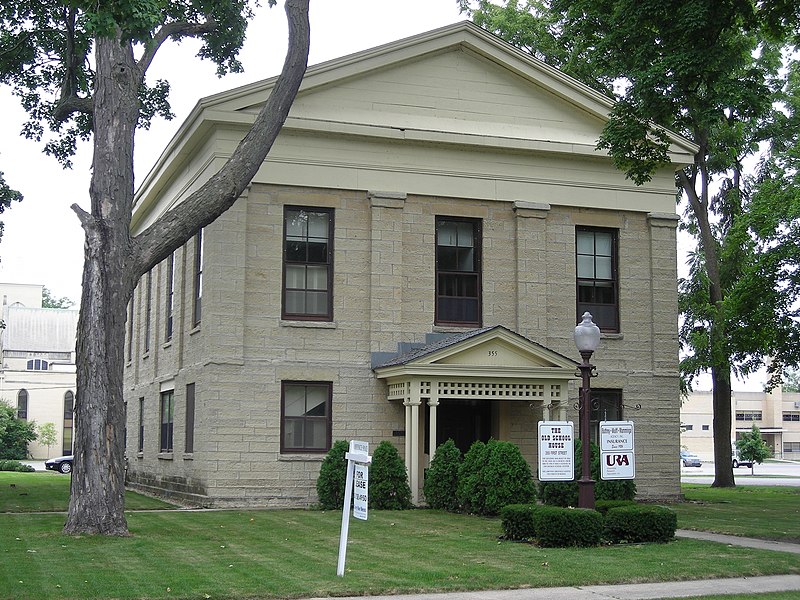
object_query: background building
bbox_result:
[682,387,800,461]
[0,283,78,459]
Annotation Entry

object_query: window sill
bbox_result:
[432,325,478,334]
[600,333,623,340]
[280,320,336,329]
[278,453,325,462]
[157,452,174,460]
[136,452,144,459]
[189,325,201,336]
[183,453,194,461]
[162,340,173,350]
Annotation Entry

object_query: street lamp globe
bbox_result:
[574,312,601,355]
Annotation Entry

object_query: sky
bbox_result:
[0,0,767,391]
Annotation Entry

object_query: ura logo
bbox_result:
[606,454,630,466]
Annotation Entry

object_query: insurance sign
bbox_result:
[599,421,635,480]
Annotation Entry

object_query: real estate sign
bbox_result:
[538,421,574,481]
[353,462,368,521]
[599,421,635,480]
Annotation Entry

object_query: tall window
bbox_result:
[165,252,175,342]
[588,388,623,444]
[144,269,153,353]
[435,217,482,327]
[126,292,135,361]
[138,397,145,453]
[283,207,334,320]
[192,230,203,327]
[160,390,174,452]
[26,358,49,370]
[185,383,195,453]
[576,227,619,332]
[17,389,28,420]
[281,382,332,453]
[62,391,74,455]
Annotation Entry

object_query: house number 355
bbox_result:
[487,350,498,357]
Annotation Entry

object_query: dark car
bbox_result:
[45,455,74,474]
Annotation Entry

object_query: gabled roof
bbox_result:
[133,21,697,231]
[373,325,577,381]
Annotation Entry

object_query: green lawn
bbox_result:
[1,475,799,600]
[0,472,175,512]
[669,484,800,542]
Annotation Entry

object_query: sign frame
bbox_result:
[538,421,575,481]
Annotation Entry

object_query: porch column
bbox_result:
[403,398,413,482]
[408,392,422,504]
[428,397,439,461]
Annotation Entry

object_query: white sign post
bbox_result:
[538,421,574,481]
[337,440,371,577]
[599,421,635,480]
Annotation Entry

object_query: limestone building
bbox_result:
[124,22,694,506]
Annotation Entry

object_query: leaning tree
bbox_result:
[0,0,310,535]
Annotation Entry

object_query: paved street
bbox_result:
[681,459,800,486]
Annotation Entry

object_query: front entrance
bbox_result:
[432,399,492,454]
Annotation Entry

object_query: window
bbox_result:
[576,227,619,332]
[144,270,153,354]
[281,382,332,453]
[783,412,800,422]
[17,389,28,420]
[185,383,195,454]
[62,391,74,455]
[138,397,145,453]
[165,252,175,342]
[784,441,800,453]
[126,292,134,362]
[193,229,203,327]
[736,411,762,421]
[683,424,694,431]
[26,359,49,371]
[283,207,334,320]
[588,388,622,444]
[435,217,482,327]
[160,390,174,452]
[702,424,710,431]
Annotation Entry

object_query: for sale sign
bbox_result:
[353,462,368,521]
[538,421,574,481]
[599,421,635,480]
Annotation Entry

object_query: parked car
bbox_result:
[45,455,74,474]
[680,450,701,467]
[732,446,753,468]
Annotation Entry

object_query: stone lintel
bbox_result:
[513,200,551,218]
[368,190,407,209]
[647,212,680,227]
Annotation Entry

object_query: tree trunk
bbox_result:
[710,365,735,487]
[63,34,139,536]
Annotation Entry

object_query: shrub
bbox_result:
[595,499,637,516]
[316,440,349,510]
[532,506,603,547]
[539,439,636,506]
[423,439,461,511]
[369,441,412,509]
[500,503,539,540]
[456,440,490,513]
[457,439,535,516]
[0,459,35,472]
[0,402,37,460]
[604,505,677,543]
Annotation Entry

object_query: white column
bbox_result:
[428,397,439,462]
[409,395,422,504]
[403,398,413,481]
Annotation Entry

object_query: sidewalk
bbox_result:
[305,575,800,599]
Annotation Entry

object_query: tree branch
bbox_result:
[131,0,310,275]
[138,19,219,76]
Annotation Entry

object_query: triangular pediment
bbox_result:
[374,326,577,381]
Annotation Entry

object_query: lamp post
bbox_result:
[574,311,600,510]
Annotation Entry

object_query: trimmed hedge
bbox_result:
[500,503,538,540]
[532,506,603,547]
[604,505,677,543]
[595,499,637,515]
[423,439,461,511]
[0,459,35,472]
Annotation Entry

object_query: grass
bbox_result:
[0,472,175,512]
[669,484,800,542]
[0,474,799,600]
